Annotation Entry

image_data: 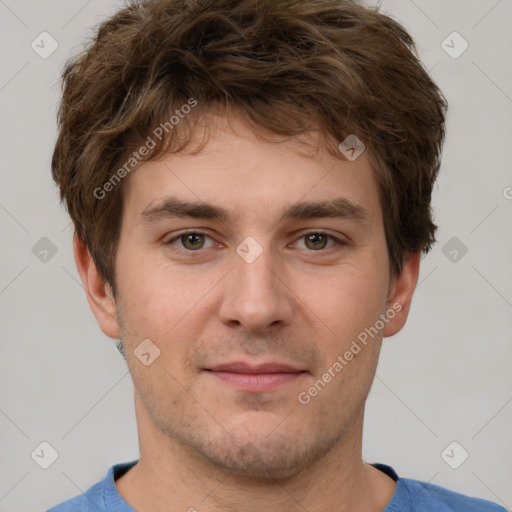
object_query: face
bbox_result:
[80,114,417,479]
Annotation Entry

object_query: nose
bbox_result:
[218,241,294,335]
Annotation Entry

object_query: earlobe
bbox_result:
[383,250,421,338]
[73,232,121,339]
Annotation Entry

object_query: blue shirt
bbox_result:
[46,460,508,511]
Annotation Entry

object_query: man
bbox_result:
[47,0,506,510]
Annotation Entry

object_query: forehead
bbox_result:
[121,114,381,228]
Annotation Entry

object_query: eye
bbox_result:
[164,230,346,254]
[293,232,346,251]
[165,231,215,251]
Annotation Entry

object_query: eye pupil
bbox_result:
[182,233,204,250]
[305,233,328,250]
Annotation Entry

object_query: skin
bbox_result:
[75,113,420,512]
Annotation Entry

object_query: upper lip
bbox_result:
[206,362,305,374]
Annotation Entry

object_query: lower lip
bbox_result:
[207,371,306,392]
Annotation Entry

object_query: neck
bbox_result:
[116,394,395,512]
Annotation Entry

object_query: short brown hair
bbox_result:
[52,0,447,290]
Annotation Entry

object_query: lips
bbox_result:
[207,362,303,374]
[204,361,307,392]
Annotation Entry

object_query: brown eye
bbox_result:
[166,231,215,252]
[304,233,329,250]
[181,233,206,250]
[293,232,346,252]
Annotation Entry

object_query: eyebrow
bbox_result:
[139,195,370,225]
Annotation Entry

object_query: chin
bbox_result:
[187,427,340,480]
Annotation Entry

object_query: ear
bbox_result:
[73,232,121,339]
[383,250,421,337]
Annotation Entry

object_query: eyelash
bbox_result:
[164,230,347,255]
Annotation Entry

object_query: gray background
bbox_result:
[0,0,511,511]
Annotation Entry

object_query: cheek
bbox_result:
[118,269,170,333]
[306,262,389,347]
[117,251,185,316]
[115,257,215,365]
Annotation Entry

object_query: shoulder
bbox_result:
[371,463,507,512]
[45,460,137,512]
[397,477,508,512]
[45,479,103,511]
